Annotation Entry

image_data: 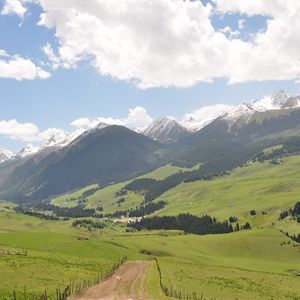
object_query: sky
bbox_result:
[1,0,300,152]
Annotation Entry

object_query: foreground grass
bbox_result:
[0,210,299,299]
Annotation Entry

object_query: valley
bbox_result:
[1,151,300,299]
[0,91,300,299]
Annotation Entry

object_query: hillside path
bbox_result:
[71,261,156,300]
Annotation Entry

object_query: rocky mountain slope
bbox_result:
[143,117,190,143]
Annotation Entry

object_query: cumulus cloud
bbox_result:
[180,104,233,131]
[42,43,63,69]
[0,119,39,141]
[71,106,153,130]
[1,0,27,18]
[219,26,240,38]
[0,50,51,80]
[238,19,246,30]
[4,0,300,86]
[0,119,66,143]
[70,118,91,128]
[213,0,282,16]
[215,0,300,84]
[36,0,230,88]
[34,0,300,87]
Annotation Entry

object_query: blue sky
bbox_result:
[1,0,300,151]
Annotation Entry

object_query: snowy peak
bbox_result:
[40,130,70,149]
[1,123,109,162]
[0,148,14,163]
[223,90,300,125]
[250,90,300,111]
[143,117,189,143]
[251,90,289,112]
[40,127,87,150]
[15,144,39,159]
[223,103,254,124]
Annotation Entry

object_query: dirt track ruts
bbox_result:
[71,261,155,300]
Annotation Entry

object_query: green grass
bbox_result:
[0,200,16,211]
[155,155,300,228]
[51,184,99,208]
[51,164,197,212]
[0,208,299,299]
[137,164,200,180]
[2,157,300,299]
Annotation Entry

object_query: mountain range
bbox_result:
[1,90,300,203]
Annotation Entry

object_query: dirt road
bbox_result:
[71,261,156,300]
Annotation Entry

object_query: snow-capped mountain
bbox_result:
[40,128,86,150]
[10,124,109,161]
[15,144,40,159]
[0,148,14,163]
[143,117,190,143]
[1,90,300,162]
[223,91,300,125]
[15,129,87,159]
[0,123,110,163]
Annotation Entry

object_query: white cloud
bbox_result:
[126,106,153,128]
[42,43,62,69]
[0,119,67,144]
[0,119,39,141]
[35,0,300,87]
[238,19,246,30]
[70,118,91,128]
[1,0,27,18]
[0,49,9,57]
[180,104,233,131]
[70,104,233,133]
[5,0,300,86]
[71,106,153,130]
[213,0,283,16]
[216,0,300,84]
[219,26,240,38]
[0,52,51,80]
[36,0,230,88]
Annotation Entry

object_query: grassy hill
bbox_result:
[0,209,299,299]
[154,155,300,228]
[52,153,300,230]
[1,154,300,299]
[51,164,197,212]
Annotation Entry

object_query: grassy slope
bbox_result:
[2,158,300,299]
[155,155,300,228]
[51,164,196,213]
[0,209,299,299]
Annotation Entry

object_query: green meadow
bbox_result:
[155,156,300,227]
[0,209,300,299]
[51,164,196,212]
[1,157,300,299]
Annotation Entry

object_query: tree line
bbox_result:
[280,230,300,244]
[14,206,61,221]
[72,219,105,230]
[278,201,300,223]
[15,203,101,219]
[105,201,166,218]
[128,213,251,235]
